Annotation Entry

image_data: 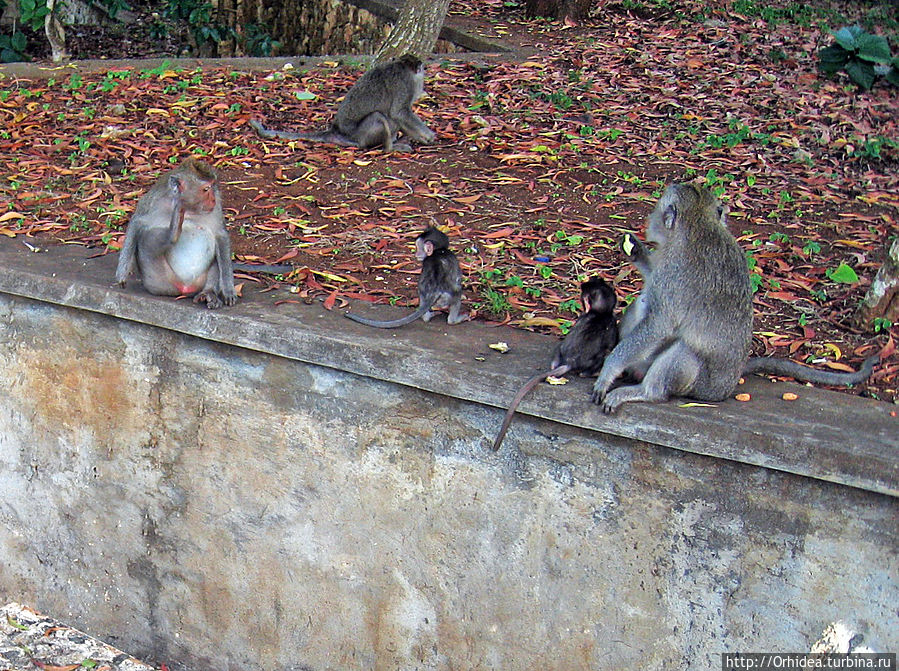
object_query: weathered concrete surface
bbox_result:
[0,238,897,671]
[0,239,895,496]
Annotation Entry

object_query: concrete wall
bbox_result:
[0,241,897,671]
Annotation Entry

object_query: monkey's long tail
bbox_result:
[249,119,355,145]
[743,355,879,386]
[232,263,295,275]
[344,303,430,329]
[492,365,571,452]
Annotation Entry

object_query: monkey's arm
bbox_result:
[591,312,669,401]
[212,229,237,305]
[492,365,570,451]
[114,224,139,286]
[744,355,879,386]
[394,107,435,145]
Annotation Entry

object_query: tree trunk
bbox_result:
[374,0,450,64]
[525,0,594,22]
[44,0,68,62]
[855,238,899,329]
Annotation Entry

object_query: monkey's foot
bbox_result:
[194,291,223,309]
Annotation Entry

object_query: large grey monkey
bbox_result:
[592,183,878,413]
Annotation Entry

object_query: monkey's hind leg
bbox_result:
[192,260,232,309]
[446,295,468,325]
[599,341,701,413]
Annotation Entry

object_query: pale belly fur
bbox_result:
[167,222,215,284]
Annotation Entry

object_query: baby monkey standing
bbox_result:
[491,277,619,451]
[345,227,466,328]
[250,54,436,152]
[115,159,237,309]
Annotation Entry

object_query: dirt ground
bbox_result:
[1,0,897,402]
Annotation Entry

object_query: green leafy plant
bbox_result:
[163,0,236,55]
[18,0,50,31]
[826,263,859,284]
[242,23,279,57]
[0,31,27,63]
[872,318,893,334]
[818,25,896,90]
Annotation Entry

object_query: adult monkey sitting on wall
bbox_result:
[591,183,879,413]
[115,159,237,309]
[249,54,436,153]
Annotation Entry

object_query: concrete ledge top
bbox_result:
[1,238,896,497]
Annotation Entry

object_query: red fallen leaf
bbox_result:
[275,249,298,263]
[322,290,337,310]
[453,194,481,204]
[482,227,515,239]
[878,335,896,360]
[765,291,799,301]
[510,250,544,265]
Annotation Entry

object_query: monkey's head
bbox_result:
[647,183,722,245]
[169,159,219,214]
[397,54,423,72]
[415,226,449,261]
[580,277,615,314]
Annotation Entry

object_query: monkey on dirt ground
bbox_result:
[591,183,878,414]
[115,159,237,309]
[250,54,436,153]
[491,277,619,451]
[344,227,466,328]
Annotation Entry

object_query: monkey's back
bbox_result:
[335,61,413,130]
[556,312,618,375]
[660,217,753,398]
[419,249,462,297]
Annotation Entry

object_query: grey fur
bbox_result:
[115,159,236,309]
[345,227,466,328]
[492,277,618,451]
[592,184,877,413]
[250,54,436,152]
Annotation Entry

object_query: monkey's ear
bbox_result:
[168,175,184,194]
[717,203,730,223]
[663,204,678,229]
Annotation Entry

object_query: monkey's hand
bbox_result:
[590,375,612,406]
[597,389,626,414]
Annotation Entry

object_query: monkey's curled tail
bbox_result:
[249,119,356,146]
[344,303,431,329]
[743,355,879,387]
[492,365,571,452]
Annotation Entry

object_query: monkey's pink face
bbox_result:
[195,181,217,213]
[415,240,431,261]
[182,180,217,214]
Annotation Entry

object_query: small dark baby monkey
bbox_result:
[115,159,237,309]
[250,54,436,152]
[345,227,466,328]
[491,277,619,451]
